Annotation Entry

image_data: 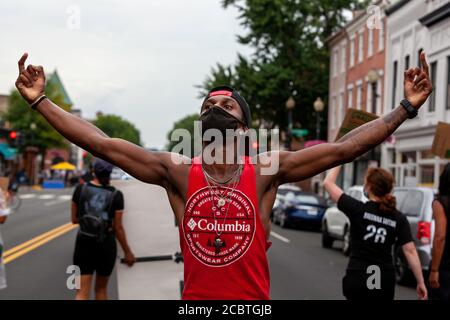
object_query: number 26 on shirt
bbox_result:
[363,225,387,244]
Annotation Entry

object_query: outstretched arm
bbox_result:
[277,52,432,184]
[15,53,187,188]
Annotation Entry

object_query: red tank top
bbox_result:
[179,156,271,300]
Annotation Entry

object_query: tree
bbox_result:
[3,77,72,153]
[93,114,142,146]
[166,113,200,157]
[199,0,368,140]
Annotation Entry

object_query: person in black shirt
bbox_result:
[429,163,450,300]
[71,159,136,300]
[323,165,427,300]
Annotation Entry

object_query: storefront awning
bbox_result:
[0,143,18,161]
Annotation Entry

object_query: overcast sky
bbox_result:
[0,0,251,148]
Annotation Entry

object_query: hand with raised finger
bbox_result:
[15,53,46,104]
[403,51,433,109]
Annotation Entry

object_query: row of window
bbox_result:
[331,77,383,129]
[391,53,450,112]
[332,22,385,77]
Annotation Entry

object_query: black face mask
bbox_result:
[199,106,246,138]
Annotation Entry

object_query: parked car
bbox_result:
[110,167,131,180]
[392,187,435,284]
[321,185,435,284]
[271,184,302,222]
[273,188,328,230]
[322,186,367,255]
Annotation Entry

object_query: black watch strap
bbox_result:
[400,99,418,119]
[30,95,47,110]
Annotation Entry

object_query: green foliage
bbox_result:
[93,114,141,146]
[166,113,200,156]
[3,78,73,152]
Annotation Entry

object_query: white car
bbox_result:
[321,186,367,255]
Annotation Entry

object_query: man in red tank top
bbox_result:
[15,52,433,299]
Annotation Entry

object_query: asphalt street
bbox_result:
[0,183,416,299]
[0,187,118,300]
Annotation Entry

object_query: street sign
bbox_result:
[292,129,309,137]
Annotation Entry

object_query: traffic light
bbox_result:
[9,130,18,147]
[5,130,26,147]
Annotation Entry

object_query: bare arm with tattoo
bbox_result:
[276,51,433,184]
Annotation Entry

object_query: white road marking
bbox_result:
[44,195,72,206]
[19,194,37,199]
[38,194,56,200]
[45,200,66,206]
[270,231,290,243]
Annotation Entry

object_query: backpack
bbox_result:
[77,183,117,242]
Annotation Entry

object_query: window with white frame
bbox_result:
[341,44,346,73]
[429,61,437,112]
[378,21,384,51]
[339,91,345,126]
[347,87,353,108]
[366,81,372,112]
[368,28,373,57]
[333,49,338,77]
[356,83,362,110]
[350,38,355,67]
[358,31,364,63]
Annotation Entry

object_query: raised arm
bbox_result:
[323,166,343,203]
[277,52,433,184]
[15,53,187,188]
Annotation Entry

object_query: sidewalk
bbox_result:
[112,179,183,300]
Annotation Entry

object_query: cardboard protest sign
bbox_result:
[335,108,379,141]
[431,122,450,159]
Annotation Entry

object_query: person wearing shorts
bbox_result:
[72,159,136,300]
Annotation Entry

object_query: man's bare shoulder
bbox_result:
[157,151,192,171]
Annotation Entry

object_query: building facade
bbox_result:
[382,0,450,189]
[327,1,388,189]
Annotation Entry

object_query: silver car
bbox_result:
[392,187,435,283]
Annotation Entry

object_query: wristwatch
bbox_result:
[29,95,47,110]
[400,99,418,119]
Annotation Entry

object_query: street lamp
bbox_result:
[367,69,379,114]
[285,96,296,150]
[313,97,325,140]
[30,122,37,146]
